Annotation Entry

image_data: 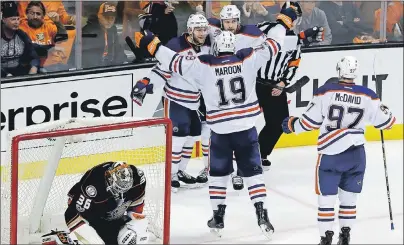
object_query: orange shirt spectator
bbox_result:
[18,0,75,25]
[19,2,59,67]
[210,1,231,18]
[374,1,403,33]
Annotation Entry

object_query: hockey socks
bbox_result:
[178,136,194,172]
[245,175,267,204]
[318,195,337,237]
[338,189,357,230]
[171,136,188,175]
[208,175,229,210]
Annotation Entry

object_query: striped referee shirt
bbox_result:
[256,22,302,85]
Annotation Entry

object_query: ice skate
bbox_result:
[207,204,226,237]
[254,201,274,239]
[231,174,244,190]
[196,167,208,184]
[319,230,334,245]
[337,227,350,245]
[262,159,271,171]
[171,173,180,193]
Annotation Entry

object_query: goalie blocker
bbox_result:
[64,161,150,244]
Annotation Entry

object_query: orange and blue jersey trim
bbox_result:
[299,114,322,131]
[317,129,364,151]
[206,100,261,125]
[375,115,396,129]
[164,82,201,104]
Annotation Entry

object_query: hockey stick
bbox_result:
[380,125,395,230]
[125,36,137,54]
[256,75,310,93]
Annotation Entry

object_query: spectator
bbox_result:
[81,1,127,69]
[294,1,332,46]
[146,1,178,45]
[17,0,75,25]
[1,1,39,77]
[19,1,67,69]
[354,1,380,31]
[318,1,373,45]
[374,1,403,41]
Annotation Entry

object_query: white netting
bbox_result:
[1,117,170,244]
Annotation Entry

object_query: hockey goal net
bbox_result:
[1,117,172,244]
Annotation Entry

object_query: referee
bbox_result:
[256,2,324,170]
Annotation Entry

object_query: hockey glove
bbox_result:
[282,116,299,134]
[135,31,162,56]
[299,26,324,46]
[277,2,301,30]
[131,78,154,106]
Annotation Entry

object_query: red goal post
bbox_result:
[2,117,172,244]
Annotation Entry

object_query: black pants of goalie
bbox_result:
[256,82,290,159]
[89,218,127,245]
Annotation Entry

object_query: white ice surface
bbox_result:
[169,140,403,244]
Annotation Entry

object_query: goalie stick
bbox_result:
[256,76,310,93]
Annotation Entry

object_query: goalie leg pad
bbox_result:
[118,219,150,244]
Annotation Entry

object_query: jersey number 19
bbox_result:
[216,76,246,107]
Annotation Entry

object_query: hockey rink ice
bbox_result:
[169,140,403,244]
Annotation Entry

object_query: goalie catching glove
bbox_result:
[134,31,162,56]
[131,77,154,106]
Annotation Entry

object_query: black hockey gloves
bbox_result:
[131,77,154,106]
[299,26,325,46]
[134,31,162,56]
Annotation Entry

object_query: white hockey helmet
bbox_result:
[187,13,208,46]
[220,5,241,22]
[213,31,236,55]
[187,13,208,32]
[336,56,358,80]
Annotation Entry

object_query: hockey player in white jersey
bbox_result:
[281,56,396,245]
[131,14,211,191]
[133,5,299,239]
[206,4,267,190]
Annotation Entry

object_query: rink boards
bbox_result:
[1,45,403,178]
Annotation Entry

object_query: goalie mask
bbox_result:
[106,161,134,196]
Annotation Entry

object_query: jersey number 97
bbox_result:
[326,105,364,131]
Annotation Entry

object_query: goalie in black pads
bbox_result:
[64,161,150,244]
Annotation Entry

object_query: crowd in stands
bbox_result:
[1,0,403,78]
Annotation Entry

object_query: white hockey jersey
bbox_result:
[292,81,396,155]
[155,35,283,134]
[208,18,266,53]
[148,33,211,110]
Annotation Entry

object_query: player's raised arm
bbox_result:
[134,31,204,85]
